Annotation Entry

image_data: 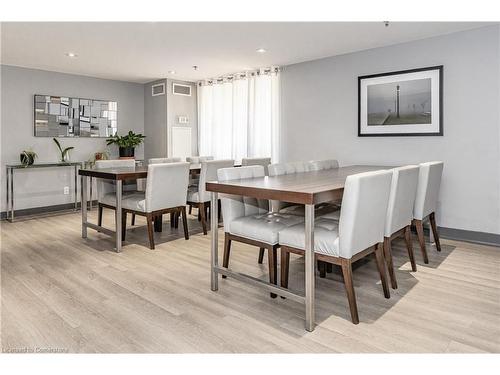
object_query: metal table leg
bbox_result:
[81,176,88,238]
[9,167,14,222]
[74,164,78,211]
[89,176,93,211]
[115,180,122,252]
[304,204,315,331]
[210,192,219,291]
[6,167,9,221]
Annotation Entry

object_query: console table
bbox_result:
[5,162,82,222]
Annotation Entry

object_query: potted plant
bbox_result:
[106,130,146,158]
[53,138,74,163]
[20,149,37,166]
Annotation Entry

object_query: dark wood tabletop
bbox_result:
[78,163,205,180]
[205,165,394,205]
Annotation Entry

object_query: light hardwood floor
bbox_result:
[1,209,499,353]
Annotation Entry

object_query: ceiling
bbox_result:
[0,22,494,83]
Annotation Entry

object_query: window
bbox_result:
[197,68,280,162]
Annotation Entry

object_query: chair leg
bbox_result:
[222,234,231,279]
[258,248,265,264]
[268,246,278,298]
[383,237,398,289]
[429,212,441,252]
[146,214,155,250]
[121,210,127,241]
[404,225,417,272]
[340,258,359,324]
[175,212,179,228]
[326,263,333,273]
[199,202,208,235]
[98,203,103,226]
[414,219,429,264]
[374,243,390,299]
[280,248,290,290]
[318,260,327,278]
[131,213,136,226]
[180,207,189,240]
[188,205,192,215]
[218,199,222,222]
[170,212,175,227]
[154,214,163,232]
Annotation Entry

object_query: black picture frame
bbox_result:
[358,65,443,137]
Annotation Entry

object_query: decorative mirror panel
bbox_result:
[34,95,117,137]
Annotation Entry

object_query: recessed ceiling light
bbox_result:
[168,70,176,75]
[65,52,77,58]
[256,48,267,53]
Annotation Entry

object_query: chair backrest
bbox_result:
[197,159,235,202]
[268,161,310,177]
[385,165,419,237]
[149,157,181,164]
[268,161,311,211]
[95,159,136,198]
[144,162,189,212]
[217,166,269,232]
[241,157,272,175]
[186,156,214,164]
[413,161,444,220]
[338,170,392,259]
[308,159,339,171]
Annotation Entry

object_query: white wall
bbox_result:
[281,25,500,235]
[0,65,144,211]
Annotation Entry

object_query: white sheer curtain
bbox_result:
[197,68,280,162]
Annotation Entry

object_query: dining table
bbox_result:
[205,164,394,332]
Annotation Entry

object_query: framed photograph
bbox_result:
[358,65,443,136]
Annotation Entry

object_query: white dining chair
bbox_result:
[413,161,444,264]
[382,165,420,289]
[187,159,234,234]
[149,157,182,164]
[217,165,304,298]
[120,162,190,249]
[241,157,272,175]
[267,161,312,215]
[279,169,393,324]
[308,159,339,171]
[186,156,214,163]
[95,159,137,227]
[186,156,214,188]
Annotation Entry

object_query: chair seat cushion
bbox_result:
[280,203,341,217]
[278,218,340,257]
[319,209,340,221]
[187,186,201,203]
[229,213,304,245]
[99,191,140,207]
[120,193,147,212]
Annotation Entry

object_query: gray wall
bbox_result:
[143,78,198,161]
[166,79,198,157]
[281,25,500,235]
[144,79,168,160]
[0,65,144,211]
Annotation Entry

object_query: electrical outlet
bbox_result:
[63,186,70,195]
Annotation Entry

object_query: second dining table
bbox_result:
[205,164,394,332]
[79,162,208,252]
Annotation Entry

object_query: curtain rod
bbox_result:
[198,66,281,86]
